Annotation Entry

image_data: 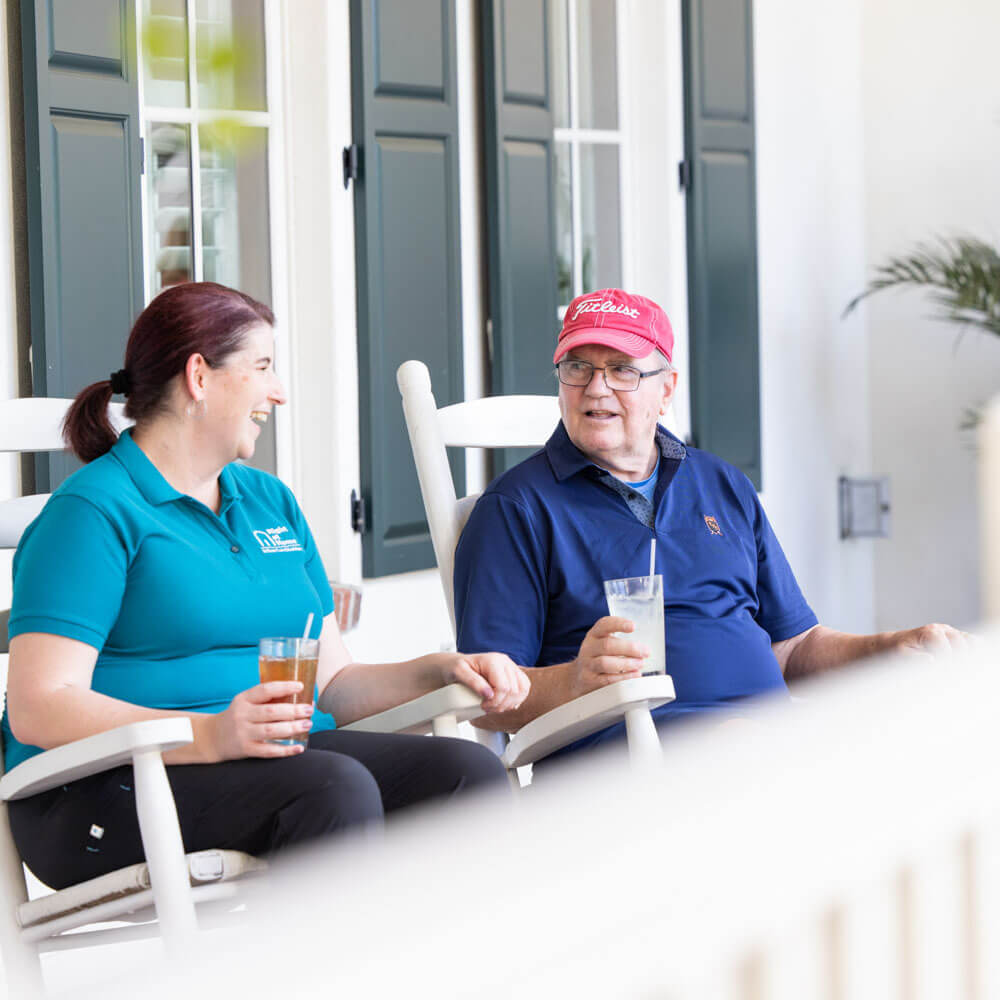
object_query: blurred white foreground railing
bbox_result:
[73,633,1000,1000]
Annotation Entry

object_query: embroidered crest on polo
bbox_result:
[570,296,641,322]
[704,515,722,536]
[252,525,303,553]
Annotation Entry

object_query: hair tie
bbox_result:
[109,369,131,395]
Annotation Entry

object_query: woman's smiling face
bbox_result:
[202,322,286,463]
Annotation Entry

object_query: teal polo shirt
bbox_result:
[2,429,335,770]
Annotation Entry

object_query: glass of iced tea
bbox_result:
[258,637,320,747]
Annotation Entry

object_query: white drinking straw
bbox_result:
[648,538,656,580]
[302,612,314,640]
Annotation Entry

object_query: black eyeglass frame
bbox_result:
[553,360,668,392]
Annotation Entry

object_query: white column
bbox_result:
[981,396,1000,623]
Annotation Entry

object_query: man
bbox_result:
[454,288,969,766]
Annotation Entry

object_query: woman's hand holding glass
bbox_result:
[207,682,315,761]
[438,652,530,715]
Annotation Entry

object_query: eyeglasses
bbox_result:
[554,359,667,392]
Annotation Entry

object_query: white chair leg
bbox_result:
[131,750,198,952]
[0,904,42,998]
[624,705,661,765]
[0,937,43,999]
[0,821,43,996]
[431,713,460,739]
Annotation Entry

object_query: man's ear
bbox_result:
[183,353,209,401]
[659,370,678,415]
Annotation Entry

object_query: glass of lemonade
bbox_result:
[602,575,665,675]
[258,637,320,747]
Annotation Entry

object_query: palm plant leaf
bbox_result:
[844,236,1000,338]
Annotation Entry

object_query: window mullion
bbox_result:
[567,0,583,297]
[187,0,204,282]
[554,127,621,144]
[143,106,272,127]
[135,0,152,304]
[616,0,632,289]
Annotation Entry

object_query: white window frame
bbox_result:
[135,0,294,489]
[553,0,632,308]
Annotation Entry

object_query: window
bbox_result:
[550,0,626,308]
[137,0,279,472]
[139,0,273,305]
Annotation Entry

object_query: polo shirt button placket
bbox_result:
[230,545,240,554]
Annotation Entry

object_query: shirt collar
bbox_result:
[111,428,243,511]
[111,429,181,505]
[545,420,687,483]
[218,465,242,514]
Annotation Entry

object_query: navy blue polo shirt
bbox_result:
[454,422,817,754]
[2,429,335,770]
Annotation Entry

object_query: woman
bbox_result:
[2,282,528,890]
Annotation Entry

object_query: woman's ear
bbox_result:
[183,353,208,401]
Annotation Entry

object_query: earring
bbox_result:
[186,398,206,419]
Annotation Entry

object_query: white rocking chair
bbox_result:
[396,361,676,776]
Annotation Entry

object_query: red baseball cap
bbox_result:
[553,288,674,364]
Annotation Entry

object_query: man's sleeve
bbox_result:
[9,495,128,650]
[454,493,549,667]
[746,481,819,642]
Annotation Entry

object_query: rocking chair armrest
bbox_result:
[0,718,194,800]
[502,675,675,768]
[341,683,484,735]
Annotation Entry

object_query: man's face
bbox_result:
[557,343,677,481]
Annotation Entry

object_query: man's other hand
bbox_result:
[889,623,975,662]
[569,616,650,699]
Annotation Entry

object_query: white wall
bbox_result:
[863,0,1000,631]
[754,0,875,632]
[278,0,361,588]
[1,2,20,612]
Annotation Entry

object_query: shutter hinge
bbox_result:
[678,159,692,192]
[342,144,360,189]
[140,137,145,175]
[350,488,366,534]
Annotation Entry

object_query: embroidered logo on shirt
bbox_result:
[253,526,303,553]
[704,515,723,536]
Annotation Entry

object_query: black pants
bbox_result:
[8,729,507,890]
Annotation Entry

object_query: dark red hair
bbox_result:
[63,282,274,463]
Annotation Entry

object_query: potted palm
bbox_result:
[846,236,1000,333]
[845,236,1000,426]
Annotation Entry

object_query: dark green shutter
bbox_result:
[683,0,761,488]
[481,0,559,473]
[20,0,144,490]
[350,0,465,578]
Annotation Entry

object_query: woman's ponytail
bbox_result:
[62,379,119,463]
